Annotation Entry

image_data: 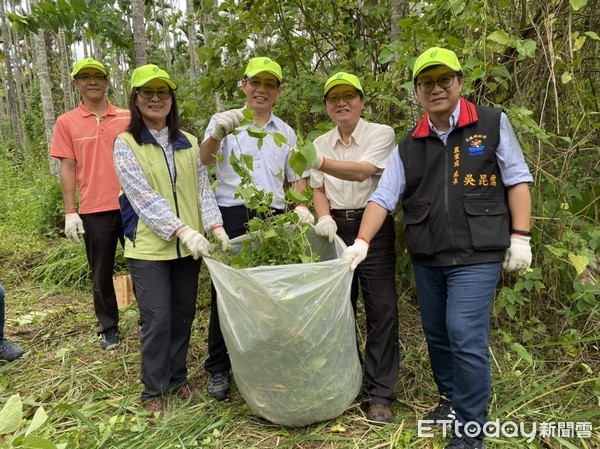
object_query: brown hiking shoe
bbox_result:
[144,396,166,416]
[367,403,393,424]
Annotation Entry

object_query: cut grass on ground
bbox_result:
[0,268,598,448]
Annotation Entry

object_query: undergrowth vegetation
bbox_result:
[1,0,599,446]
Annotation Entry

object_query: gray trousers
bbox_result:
[128,257,201,400]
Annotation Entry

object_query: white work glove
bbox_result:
[212,226,230,251]
[342,238,369,271]
[294,205,315,225]
[315,215,337,243]
[211,109,244,140]
[65,213,85,243]
[503,235,532,275]
[176,226,210,259]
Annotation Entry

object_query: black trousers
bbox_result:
[204,205,282,374]
[335,214,399,405]
[80,210,123,334]
[128,257,201,400]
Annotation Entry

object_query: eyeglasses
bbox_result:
[416,75,456,93]
[325,93,360,104]
[137,89,172,100]
[76,73,107,83]
[246,77,280,90]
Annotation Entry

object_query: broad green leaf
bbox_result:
[506,303,516,319]
[239,154,254,171]
[378,47,394,64]
[585,31,600,40]
[263,229,278,239]
[568,252,589,275]
[289,151,309,178]
[511,342,533,364]
[25,407,48,436]
[0,394,23,434]
[569,0,588,11]
[286,188,310,204]
[242,109,254,121]
[515,39,536,59]
[14,434,57,449]
[272,132,287,147]
[544,244,567,257]
[573,35,586,51]
[487,30,510,45]
[246,128,267,139]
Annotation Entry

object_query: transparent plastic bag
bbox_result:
[204,229,362,427]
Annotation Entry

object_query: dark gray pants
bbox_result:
[128,257,201,400]
[335,214,399,405]
[80,210,123,334]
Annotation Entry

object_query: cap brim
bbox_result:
[324,79,362,95]
[133,77,177,90]
[73,64,108,77]
[246,69,282,82]
[414,62,461,80]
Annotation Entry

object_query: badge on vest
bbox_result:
[466,133,487,156]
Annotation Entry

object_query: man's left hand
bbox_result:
[503,235,532,275]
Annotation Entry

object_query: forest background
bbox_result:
[0,0,598,448]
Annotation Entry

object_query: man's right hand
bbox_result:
[65,213,85,243]
[342,238,369,271]
[177,226,210,259]
[211,110,244,141]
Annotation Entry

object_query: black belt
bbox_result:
[331,209,365,221]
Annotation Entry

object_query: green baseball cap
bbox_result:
[412,47,462,81]
[71,58,107,79]
[244,57,283,82]
[324,72,363,96]
[130,64,177,90]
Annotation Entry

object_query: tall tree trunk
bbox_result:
[131,0,147,66]
[187,0,200,77]
[0,0,25,152]
[32,11,58,173]
[58,29,76,111]
[161,0,172,70]
[390,0,405,42]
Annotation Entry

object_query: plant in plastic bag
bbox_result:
[210,109,318,267]
[205,231,361,427]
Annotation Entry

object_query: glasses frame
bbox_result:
[136,88,173,100]
[75,73,108,83]
[245,76,280,90]
[325,92,361,105]
[416,75,457,93]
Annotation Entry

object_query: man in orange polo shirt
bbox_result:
[50,58,130,350]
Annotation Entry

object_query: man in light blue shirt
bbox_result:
[199,57,312,401]
[343,47,533,449]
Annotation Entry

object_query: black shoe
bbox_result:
[99,328,120,350]
[207,371,230,401]
[425,398,455,424]
[445,435,485,449]
[0,339,24,361]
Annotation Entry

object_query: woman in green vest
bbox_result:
[114,64,229,415]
